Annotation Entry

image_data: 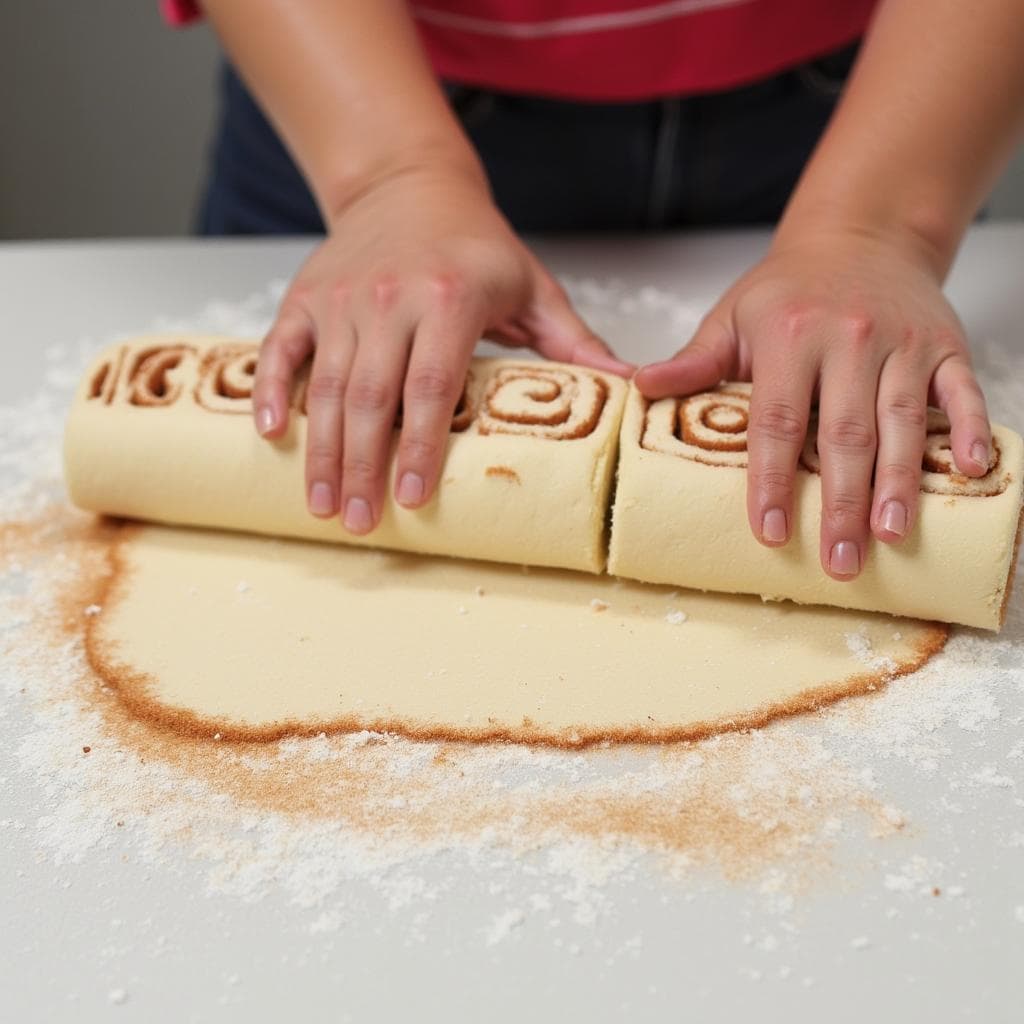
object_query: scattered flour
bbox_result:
[485,908,527,947]
[2,278,1023,969]
[845,630,897,674]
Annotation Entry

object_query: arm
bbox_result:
[201,0,482,220]
[638,0,1024,580]
[201,0,630,533]
[775,0,1024,277]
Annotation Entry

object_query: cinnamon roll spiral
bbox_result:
[641,384,752,467]
[477,365,608,440]
[124,345,195,407]
[194,343,260,414]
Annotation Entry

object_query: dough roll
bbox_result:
[608,383,1024,630]
[64,336,627,573]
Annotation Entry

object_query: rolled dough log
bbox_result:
[64,336,1024,629]
[64,336,627,573]
[608,384,1024,630]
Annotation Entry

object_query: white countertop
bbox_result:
[2,227,1023,1023]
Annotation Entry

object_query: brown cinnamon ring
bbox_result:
[642,384,751,467]
[477,365,608,440]
[920,409,1007,496]
[194,343,260,413]
[87,348,125,405]
[125,345,195,407]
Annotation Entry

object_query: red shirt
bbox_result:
[162,1,875,101]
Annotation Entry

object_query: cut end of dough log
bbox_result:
[609,383,1024,630]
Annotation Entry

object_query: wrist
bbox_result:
[774,187,965,282]
[318,140,490,227]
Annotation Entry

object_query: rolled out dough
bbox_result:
[88,523,946,745]
[64,337,626,574]
[609,384,1024,631]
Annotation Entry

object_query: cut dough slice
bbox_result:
[608,384,1024,630]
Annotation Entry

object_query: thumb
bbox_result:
[522,270,635,377]
[634,312,739,399]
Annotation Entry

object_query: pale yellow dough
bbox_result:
[65,336,626,574]
[90,524,945,744]
[71,337,953,743]
[609,385,1024,631]
[65,336,1024,633]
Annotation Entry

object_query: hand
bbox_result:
[252,167,632,534]
[635,228,992,581]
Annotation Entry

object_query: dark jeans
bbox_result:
[198,43,859,236]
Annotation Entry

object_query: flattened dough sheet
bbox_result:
[88,524,947,745]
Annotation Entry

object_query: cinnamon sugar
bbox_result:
[4,284,1023,949]
[485,465,521,484]
[1,500,932,902]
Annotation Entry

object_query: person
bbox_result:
[164,1,1024,582]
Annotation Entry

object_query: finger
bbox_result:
[816,352,883,580]
[870,355,929,544]
[483,320,532,349]
[253,305,314,438]
[304,323,357,519]
[634,314,739,400]
[524,274,635,376]
[745,354,816,549]
[395,309,481,508]
[931,353,992,477]
[340,319,412,535]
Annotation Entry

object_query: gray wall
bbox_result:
[0,1,220,239]
[2,1,1022,240]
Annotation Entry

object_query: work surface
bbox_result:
[2,228,1023,1023]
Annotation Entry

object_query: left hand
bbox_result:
[635,228,992,581]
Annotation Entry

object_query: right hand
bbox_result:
[252,166,632,535]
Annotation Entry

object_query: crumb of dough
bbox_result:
[590,598,609,612]
[666,610,687,625]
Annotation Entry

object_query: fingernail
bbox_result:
[829,541,860,578]
[881,500,907,538]
[396,472,424,507]
[344,497,373,534]
[309,481,334,517]
[257,405,276,436]
[761,507,787,544]
[971,441,990,470]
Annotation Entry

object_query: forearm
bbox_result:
[777,0,1024,277]
[200,0,485,222]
